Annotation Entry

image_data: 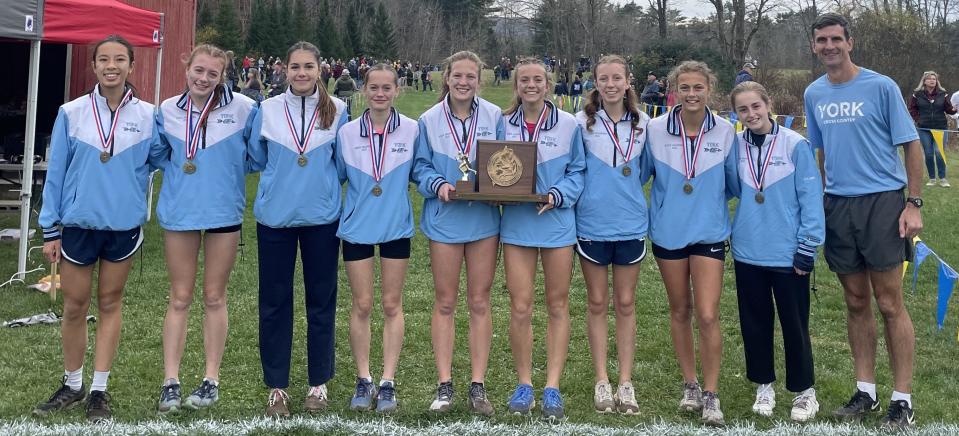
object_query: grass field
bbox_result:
[2,71,959,434]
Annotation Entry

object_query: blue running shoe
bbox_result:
[507,384,535,415]
[349,378,377,411]
[542,387,565,421]
[375,381,397,413]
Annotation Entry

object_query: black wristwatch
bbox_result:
[906,197,923,208]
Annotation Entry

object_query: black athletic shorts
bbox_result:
[823,190,914,274]
[205,224,242,234]
[652,241,727,261]
[575,238,647,266]
[61,226,143,266]
[342,238,412,262]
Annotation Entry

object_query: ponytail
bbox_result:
[584,55,642,132]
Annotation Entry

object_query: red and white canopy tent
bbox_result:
[0,0,163,280]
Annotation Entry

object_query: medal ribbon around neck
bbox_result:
[184,94,217,161]
[365,110,393,183]
[520,103,549,143]
[443,96,479,157]
[284,100,322,156]
[744,131,778,192]
[90,88,134,154]
[677,111,708,180]
[598,113,636,164]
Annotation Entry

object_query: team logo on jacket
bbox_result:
[391,143,408,153]
[215,114,237,124]
[122,122,141,133]
[703,142,722,153]
[477,128,493,137]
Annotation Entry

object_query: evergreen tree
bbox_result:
[196,0,214,29]
[315,0,345,60]
[212,0,243,55]
[292,0,312,45]
[344,6,363,57]
[246,0,270,55]
[275,0,296,54]
[368,3,398,60]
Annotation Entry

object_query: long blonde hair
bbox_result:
[503,57,553,116]
[915,71,946,93]
[437,51,484,103]
[583,55,641,132]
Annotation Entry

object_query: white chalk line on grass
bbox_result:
[2,416,959,436]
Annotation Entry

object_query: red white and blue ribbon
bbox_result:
[89,87,134,154]
[599,114,636,164]
[184,95,216,161]
[744,133,778,191]
[443,96,479,157]
[677,111,708,180]
[284,101,321,155]
[365,110,393,182]
[520,104,549,143]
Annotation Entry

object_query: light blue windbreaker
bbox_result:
[411,95,505,243]
[574,108,651,241]
[248,86,349,228]
[644,105,738,250]
[40,85,161,240]
[335,108,418,244]
[154,86,257,230]
[500,101,586,248]
[730,123,825,267]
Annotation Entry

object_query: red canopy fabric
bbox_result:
[42,0,161,47]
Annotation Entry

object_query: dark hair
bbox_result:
[91,34,138,97]
[583,55,641,132]
[285,41,337,130]
[811,13,851,39]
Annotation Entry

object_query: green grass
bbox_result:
[2,71,959,433]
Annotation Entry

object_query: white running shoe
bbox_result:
[752,383,776,417]
[791,388,820,422]
[614,381,640,415]
[678,382,703,412]
[593,380,615,413]
[940,178,951,187]
[701,391,725,426]
[927,179,938,186]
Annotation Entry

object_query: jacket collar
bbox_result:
[665,104,717,136]
[175,84,234,111]
[596,104,634,124]
[740,118,780,146]
[444,94,479,119]
[282,85,321,107]
[91,84,135,110]
[359,108,401,137]
[507,100,559,131]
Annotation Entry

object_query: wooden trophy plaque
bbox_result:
[451,140,549,203]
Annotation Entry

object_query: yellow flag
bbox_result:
[902,260,910,279]
[931,130,947,164]
[735,121,743,132]
[803,117,807,128]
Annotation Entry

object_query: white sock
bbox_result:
[856,381,877,401]
[163,378,178,387]
[379,379,394,388]
[756,383,774,394]
[891,391,912,408]
[91,371,110,392]
[64,368,83,391]
[360,376,373,384]
[203,377,219,386]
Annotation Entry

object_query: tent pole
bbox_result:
[64,44,72,103]
[18,39,42,281]
[147,13,165,222]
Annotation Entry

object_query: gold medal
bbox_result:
[99,151,111,163]
[372,185,383,197]
[298,155,308,167]
[755,192,765,204]
[683,182,693,194]
[622,166,631,177]
[183,161,196,174]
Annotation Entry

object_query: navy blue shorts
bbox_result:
[651,241,726,261]
[60,227,143,266]
[342,238,412,262]
[575,238,647,266]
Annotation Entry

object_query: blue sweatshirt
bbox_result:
[501,101,586,247]
[154,86,257,231]
[335,108,418,244]
[644,105,738,249]
[412,95,505,243]
[40,85,160,240]
[248,86,349,228]
[730,123,825,267]
[575,108,651,241]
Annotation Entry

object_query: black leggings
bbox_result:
[734,260,815,392]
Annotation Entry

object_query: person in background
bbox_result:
[735,62,756,86]
[640,72,662,117]
[269,61,288,98]
[908,71,957,187]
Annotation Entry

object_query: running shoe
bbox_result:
[940,178,951,187]
[85,390,112,423]
[678,381,703,412]
[184,379,219,409]
[880,400,915,430]
[157,380,181,415]
[429,381,454,412]
[350,378,377,411]
[752,383,775,417]
[927,179,938,186]
[33,377,85,416]
[701,391,725,427]
[594,380,614,413]
[833,389,880,421]
[467,382,494,416]
[507,383,535,415]
[791,388,819,422]
[615,382,640,415]
[304,384,328,412]
[265,388,290,417]
[375,381,397,413]
[541,387,565,421]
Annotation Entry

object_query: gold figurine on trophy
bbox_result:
[457,152,477,181]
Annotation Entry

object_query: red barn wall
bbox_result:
[69,0,195,104]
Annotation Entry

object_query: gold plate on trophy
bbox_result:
[488,146,523,187]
